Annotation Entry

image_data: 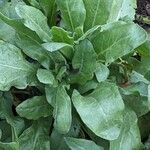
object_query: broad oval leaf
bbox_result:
[72,82,125,140]
[0,41,37,91]
[89,22,147,64]
[15,4,51,42]
[65,137,103,150]
[110,108,142,150]
[56,0,86,33]
[16,96,52,120]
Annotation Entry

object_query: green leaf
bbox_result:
[15,4,51,42]
[0,6,50,68]
[45,85,57,107]
[138,40,150,57]
[27,0,41,9]
[0,142,19,150]
[129,71,150,84]
[19,117,51,150]
[95,63,109,82]
[0,120,11,142]
[16,96,52,120]
[39,0,56,26]
[50,129,69,150]
[56,0,86,33]
[145,135,150,149]
[15,32,53,69]
[77,25,101,43]
[83,0,136,32]
[0,0,149,148]
[110,108,142,150]
[0,41,37,91]
[0,19,16,44]
[0,10,41,43]
[72,82,125,140]
[56,66,67,82]
[78,80,98,94]
[117,0,136,20]
[37,69,55,85]
[121,82,149,97]
[122,94,150,117]
[0,92,25,140]
[51,26,74,44]
[89,22,147,64]
[42,42,72,52]
[54,86,72,134]
[69,39,97,85]
[133,57,150,79]
[65,137,103,150]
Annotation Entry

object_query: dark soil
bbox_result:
[136,0,150,29]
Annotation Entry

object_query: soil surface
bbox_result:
[136,0,150,29]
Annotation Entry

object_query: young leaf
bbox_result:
[95,63,109,82]
[45,85,57,107]
[72,82,125,140]
[37,69,55,85]
[42,42,72,52]
[51,26,74,44]
[56,0,86,33]
[65,137,103,150]
[0,41,37,91]
[89,22,147,64]
[16,96,52,120]
[15,4,51,42]
[69,39,97,85]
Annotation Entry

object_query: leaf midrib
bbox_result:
[65,1,75,31]
[91,0,100,28]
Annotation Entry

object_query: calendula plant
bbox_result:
[0,0,150,149]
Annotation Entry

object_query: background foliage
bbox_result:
[0,0,150,149]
